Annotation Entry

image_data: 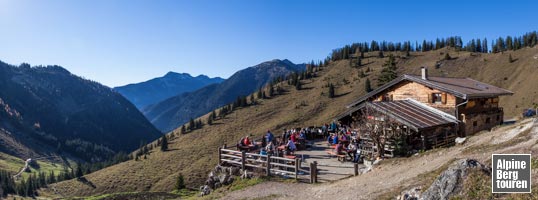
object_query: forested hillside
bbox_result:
[0,61,162,162]
[143,59,305,132]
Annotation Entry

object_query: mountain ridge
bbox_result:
[143,59,306,132]
[114,72,224,109]
[0,61,162,162]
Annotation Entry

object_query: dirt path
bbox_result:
[13,158,31,179]
[221,119,538,200]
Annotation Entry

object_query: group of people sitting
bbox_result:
[325,121,363,163]
[237,127,315,157]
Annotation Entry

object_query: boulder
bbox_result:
[200,185,211,196]
[420,159,490,200]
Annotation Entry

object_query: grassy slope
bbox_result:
[0,152,65,180]
[45,47,538,198]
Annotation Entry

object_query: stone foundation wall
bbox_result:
[463,110,503,135]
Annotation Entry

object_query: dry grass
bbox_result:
[45,47,538,198]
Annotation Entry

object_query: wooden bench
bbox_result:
[325,150,346,162]
[284,155,296,159]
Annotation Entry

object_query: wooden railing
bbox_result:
[218,145,361,183]
[218,147,302,180]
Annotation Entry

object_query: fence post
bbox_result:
[266,155,271,176]
[313,161,318,183]
[354,163,358,176]
[218,147,222,165]
[295,158,299,180]
[309,162,314,183]
[241,151,246,172]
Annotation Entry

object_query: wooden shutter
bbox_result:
[441,93,447,104]
[428,93,433,103]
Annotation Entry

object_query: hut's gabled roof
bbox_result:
[347,74,513,108]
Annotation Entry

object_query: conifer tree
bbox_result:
[295,80,301,90]
[268,85,274,97]
[257,88,263,99]
[378,55,398,86]
[180,125,186,134]
[160,135,168,151]
[75,162,83,178]
[188,118,195,131]
[175,174,186,190]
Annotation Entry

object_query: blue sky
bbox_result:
[0,0,537,87]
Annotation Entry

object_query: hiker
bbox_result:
[330,121,337,133]
[282,129,290,142]
[266,130,274,144]
[265,141,274,156]
[332,133,339,145]
[353,139,362,163]
[236,135,254,151]
[347,139,358,161]
[290,131,297,143]
[335,141,347,156]
[285,139,296,155]
[261,135,267,149]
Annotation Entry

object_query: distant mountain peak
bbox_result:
[164,71,192,79]
[114,71,225,109]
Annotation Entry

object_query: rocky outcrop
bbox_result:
[422,159,490,200]
[398,159,491,200]
[200,165,243,196]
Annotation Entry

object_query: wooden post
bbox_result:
[354,163,359,176]
[266,155,271,176]
[313,161,318,183]
[218,147,222,165]
[295,158,299,180]
[241,151,246,172]
[309,162,314,183]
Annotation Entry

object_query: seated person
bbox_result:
[290,132,297,143]
[347,140,358,161]
[332,133,339,145]
[265,142,274,156]
[237,135,254,151]
[285,139,296,155]
[261,135,267,149]
[334,141,347,156]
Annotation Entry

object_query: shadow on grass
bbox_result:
[77,177,96,188]
[334,92,351,98]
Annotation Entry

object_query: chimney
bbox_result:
[421,67,428,80]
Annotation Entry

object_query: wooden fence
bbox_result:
[218,146,361,183]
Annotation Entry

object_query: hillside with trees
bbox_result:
[143,59,306,132]
[0,61,162,163]
[45,34,538,198]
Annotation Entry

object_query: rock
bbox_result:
[398,186,422,200]
[219,174,232,185]
[420,159,490,200]
[455,137,466,145]
[240,169,251,179]
[200,185,211,196]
